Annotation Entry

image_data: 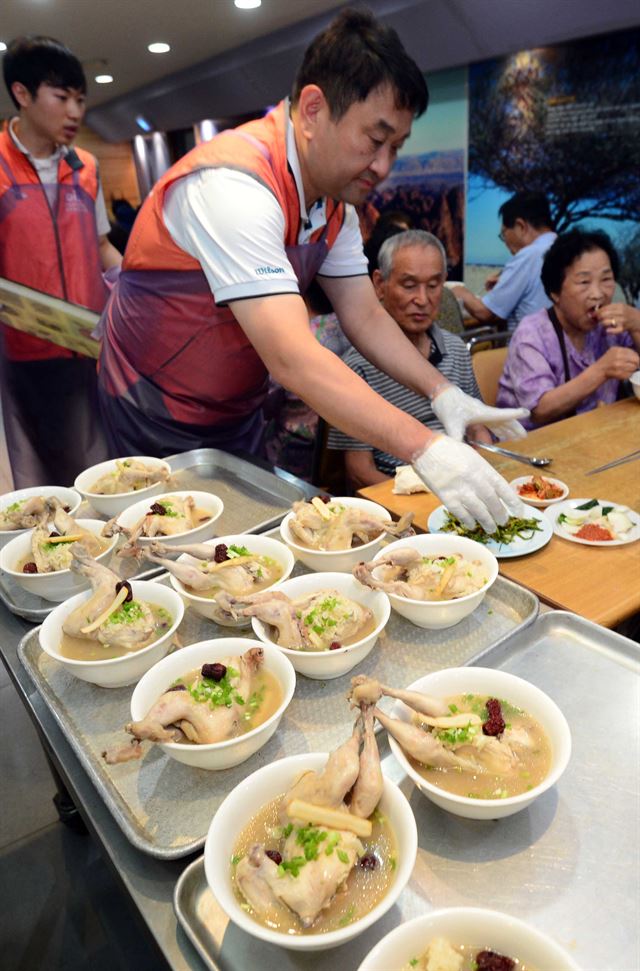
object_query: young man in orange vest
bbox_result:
[0,36,122,487]
[98,9,528,532]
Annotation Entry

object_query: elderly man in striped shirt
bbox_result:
[328,230,491,490]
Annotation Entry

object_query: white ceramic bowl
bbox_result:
[358,907,581,971]
[39,580,184,688]
[167,533,295,626]
[630,369,640,401]
[280,496,395,573]
[0,485,81,550]
[115,490,223,547]
[129,637,296,770]
[386,666,571,819]
[250,571,390,680]
[366,533,498,630]
[510,475,569,508]
[73,456,171,517]
[204,752,417,951]
[0,520,118,602]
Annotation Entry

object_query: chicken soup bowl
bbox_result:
[0,485,81,550]
[204,751,417,951]
[279,496,397,573]
[129,637,296,770]
[166,534,295,626]
[250,571,390,680]
[386,666,571,820]
[115,490,223,547]
[74,456,172,517]
[0,519,118,602]
[366,533,498,630]
[358,907,581,971]
[39,580,184,688]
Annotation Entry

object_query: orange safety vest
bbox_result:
[98,101,346,435]
[0,129,107,360]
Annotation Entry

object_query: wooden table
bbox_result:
[359,399,640,628]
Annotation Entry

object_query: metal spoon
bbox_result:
[470,441,552,467]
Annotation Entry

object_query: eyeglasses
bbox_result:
[498,227,508,242]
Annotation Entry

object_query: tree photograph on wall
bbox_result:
[467,28,640,299]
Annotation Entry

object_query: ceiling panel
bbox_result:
[1,0,638,139]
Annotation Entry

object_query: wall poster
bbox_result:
[466,29,640,302]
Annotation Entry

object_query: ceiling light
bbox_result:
[148,42,171,54]
[136,115,153,132]
[95,74,113,84]
[235,0,262,8]
[0,42,7,53]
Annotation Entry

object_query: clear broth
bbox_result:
[176,667,283,738]
[16,536,110,573]
[59,602,171,661]
[231,795,397,935]
[185,556,284,599]
[412,693,552,800]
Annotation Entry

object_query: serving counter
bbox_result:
[2,447,639,971]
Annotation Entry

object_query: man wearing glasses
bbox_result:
[452,191,556,331]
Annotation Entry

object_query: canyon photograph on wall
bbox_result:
[360,68,467,280]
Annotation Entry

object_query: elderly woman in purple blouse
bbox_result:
[497,230,640,429]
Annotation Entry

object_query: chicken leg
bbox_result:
[349,675,449,717]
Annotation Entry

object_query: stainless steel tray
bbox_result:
[0,449,315,622]
[172,611,640,971]
[17,570,537,859]
[164,448,316,535]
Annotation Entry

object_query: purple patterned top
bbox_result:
[497,308,633,429]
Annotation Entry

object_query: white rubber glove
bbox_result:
[413,435,528,533]
[430,385,529,442]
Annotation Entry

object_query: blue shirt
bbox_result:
[483,231,556,330]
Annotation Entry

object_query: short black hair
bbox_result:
[3,36,86,109]
[541,229,619,298]
[499,192,553,230]
[292,8,428,121]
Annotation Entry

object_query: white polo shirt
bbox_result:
[163,106,368,305]
[9,118,111,238]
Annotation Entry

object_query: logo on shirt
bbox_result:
[255,265,285,276]
[63,194,87,213]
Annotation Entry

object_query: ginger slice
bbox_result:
[80,585,130,634]
[286,798,373,837]
[46,534,84,544]
[310,497,333,520]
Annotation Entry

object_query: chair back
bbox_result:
[435,287,465,335]
[472,346,509,406]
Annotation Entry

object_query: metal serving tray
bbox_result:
[172,611,640,971]
[164,448,316,535]
[17,571,537,859]
[0,449,314,622]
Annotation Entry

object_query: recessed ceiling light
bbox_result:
[235,0,262,8]
[0,42,7,52]
[148,42,171,54]
[95,74,113,84]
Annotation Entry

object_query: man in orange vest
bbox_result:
[0,36,122,487]
[98,9,528,532]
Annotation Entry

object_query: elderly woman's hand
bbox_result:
[595,346,640,382]
[596,303,640,335]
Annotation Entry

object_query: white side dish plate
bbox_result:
[546,498,640,546]
[428,504,553,558]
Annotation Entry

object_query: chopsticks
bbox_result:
[585,449,640,475]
